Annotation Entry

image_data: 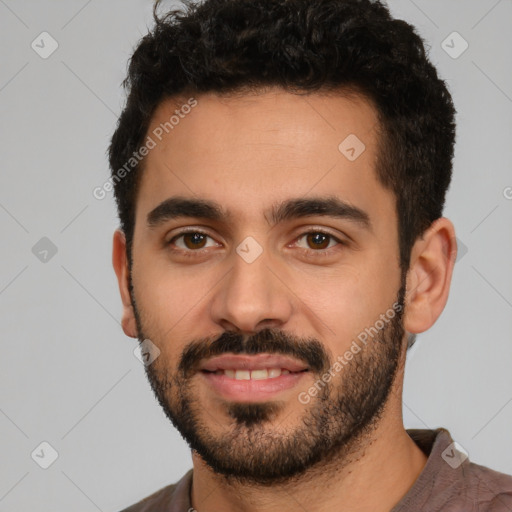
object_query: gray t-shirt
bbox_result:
[120,428,512,511]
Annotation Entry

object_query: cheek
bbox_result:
[135,255,204,316]
[133,257,222,360]
[294,258,396,355]
[130,261,191,359]
[284,266,371,349]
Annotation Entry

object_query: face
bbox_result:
[126,88,407,484]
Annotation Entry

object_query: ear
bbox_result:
[112,229,139,339]
[403,217,457,334]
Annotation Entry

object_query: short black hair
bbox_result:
[108,0,456,275]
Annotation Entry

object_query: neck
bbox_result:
[190,406,428,512]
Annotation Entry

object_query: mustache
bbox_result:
[178,328,330,378]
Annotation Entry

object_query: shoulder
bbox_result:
[399,429,512,512]
[119,483,178,512]
[118,469,193,512]
[463,461,512,512]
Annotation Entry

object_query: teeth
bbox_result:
[250,369,268,380]
[213,368,295,380]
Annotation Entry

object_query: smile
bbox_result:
[200,368,309,401]
[202,368,307,380]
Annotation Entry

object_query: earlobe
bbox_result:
[403,217,457,335]
[112,229,139,339]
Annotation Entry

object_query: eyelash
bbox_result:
[166,229,346,258]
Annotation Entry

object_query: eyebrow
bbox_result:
[146,195,372,232]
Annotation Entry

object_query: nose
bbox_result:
[209,246,294,334]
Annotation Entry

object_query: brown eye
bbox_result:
[306,232,331,250]
[168,231,217,252]
[182,232,208,249]
[295,231,341,252]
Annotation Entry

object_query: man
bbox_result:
[110,0,512,510]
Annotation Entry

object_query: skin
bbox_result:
[112,87,457,512]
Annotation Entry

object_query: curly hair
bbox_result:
[108,0,456,274]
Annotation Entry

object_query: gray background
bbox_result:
[0,0,511,510]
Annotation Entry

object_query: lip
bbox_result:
[199,353,308,372]
[200,370,308,402]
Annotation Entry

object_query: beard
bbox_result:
[128,273,407,486]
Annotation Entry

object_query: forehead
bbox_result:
[148,87,379,157]
[135,87,394,234]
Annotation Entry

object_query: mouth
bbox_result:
[199,353,309,373]
[198,354,310,401]
[201,367,308,380]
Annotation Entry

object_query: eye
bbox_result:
[167,230,218,251]
[293,231,344,254]
[166,229,346,257]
